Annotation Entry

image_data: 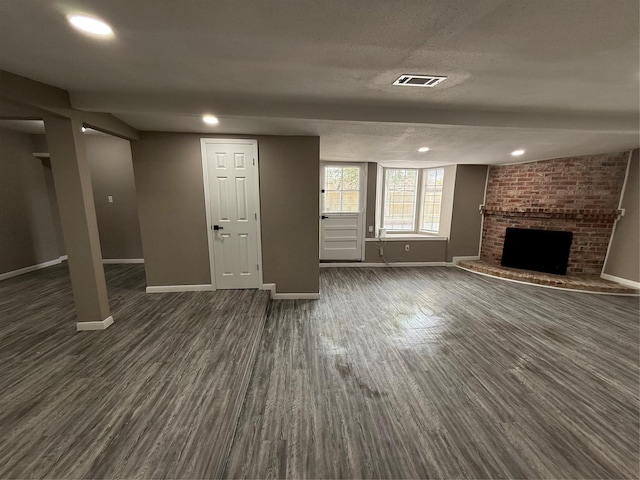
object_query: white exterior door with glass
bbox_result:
[320,163,365,261]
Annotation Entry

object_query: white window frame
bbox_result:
[381,168,420,232]
[381,167,445,235]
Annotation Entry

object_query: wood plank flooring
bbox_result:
[0,263,270,479]
[226,267,639,479]
[1,264,638,478]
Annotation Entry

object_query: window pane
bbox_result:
[324,191,342,212]
[322,166,360,213]
[341,191,359,212]
[325,167,342,190]
[383,169,417,231]
[341,167,360,190]
[421,167,444,233]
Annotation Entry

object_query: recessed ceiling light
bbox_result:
[67,15,113,37]
[511,149,525,156]
[202,115,219,125]
[418,147,430,153]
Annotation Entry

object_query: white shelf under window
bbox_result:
[365,235,447,242]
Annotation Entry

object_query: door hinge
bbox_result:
[257,264,259,271]
[255,213,257,220]
[253,158,255,166]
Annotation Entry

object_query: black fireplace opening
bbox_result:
[501,227,573,275]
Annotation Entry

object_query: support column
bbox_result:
[44,116,113,331]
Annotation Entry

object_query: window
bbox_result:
[322,166,360,213]
[383,169,418,230]
[382,167,444,234]
[421,168,444,233]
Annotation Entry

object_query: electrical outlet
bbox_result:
[379,247,384,257]
[405,244,410,252]
[368,225,374,233]
[107,195,113,203]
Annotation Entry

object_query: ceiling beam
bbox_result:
[71,91,639,134]
[0,70,139,140]
[0,97,53,119]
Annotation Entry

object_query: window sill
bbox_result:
[365,235,447,242]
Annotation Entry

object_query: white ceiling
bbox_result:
[0,0,638,165]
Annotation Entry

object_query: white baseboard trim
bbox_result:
[320,261,448,268]
[260,282,320,300]
[273,292,321,299]
[0,258,63,282]
[451,255,480,265]
[261,283,276,293]
[59,255,68,261]
[600,273,640,290]
[103,258,145,264]
[146,284,212,293]
[76,316,114,331]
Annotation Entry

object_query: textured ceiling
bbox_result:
[0,0,638,165]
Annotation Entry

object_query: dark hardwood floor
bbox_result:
[0,264,638,478]
[0,264,270,479]
[226,267,639,479]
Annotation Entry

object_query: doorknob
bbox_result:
[321,215,329,219]
[213,225,224,230]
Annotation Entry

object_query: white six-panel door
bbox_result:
[201,139,261,289]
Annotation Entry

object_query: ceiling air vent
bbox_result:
[393,74,447,87]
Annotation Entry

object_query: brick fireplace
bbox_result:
[480,151,629,276]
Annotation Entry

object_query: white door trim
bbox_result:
[200,138,264,290]
[360,164,368,261]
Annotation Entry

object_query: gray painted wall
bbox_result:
[32,134,48,153]
[438,165,457,237]
[0,130,143,277]
[0,129,60,274]
[85,135,143,260]
[33,134,144,261]
[41,158,65,256]
[447,165,488,261]
[604,149,639,283]
[364,240,447,263]
[258,136,320,293]
[130,133,320,294]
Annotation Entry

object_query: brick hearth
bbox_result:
[458,259,638,294]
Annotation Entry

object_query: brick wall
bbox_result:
[481,151,629,276]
